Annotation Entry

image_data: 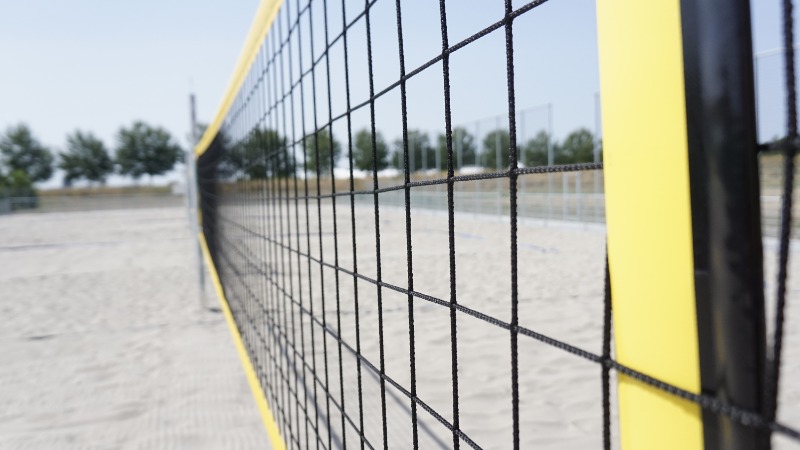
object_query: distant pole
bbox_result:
[495,115,502,219]
[436,135,443,208]
[520,108,526,218]
[189,93,207,310]
[436,138,441,174]
[456,128,463,172]
[547,103,554,224]
[594,92,601,222]
[422,140,428,172]
[187,96,196,220]
[475,121,480,216]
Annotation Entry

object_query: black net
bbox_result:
[766,0,799,441]
[196,0,800,448]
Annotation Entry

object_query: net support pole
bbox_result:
[188,93,207,310]
[596,0,767,449]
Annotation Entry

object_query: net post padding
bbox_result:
[597,1,703,447]
[597,0,768,449]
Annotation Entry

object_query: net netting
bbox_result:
[196,0,800,448]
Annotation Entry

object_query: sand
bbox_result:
[215,196,614,449]
[214,191,800,449]
[0,198,797,449]
[0,208,269,449]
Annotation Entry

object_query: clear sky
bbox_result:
[0,0,259,187]
[0,0,795,187]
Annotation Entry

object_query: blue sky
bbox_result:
[0,0,257,186]
[0,0,795,186]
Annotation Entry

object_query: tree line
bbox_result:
[0,122,183,197]
[220,126,600,179]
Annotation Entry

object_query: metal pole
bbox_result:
[189,93,207,309]
[422,137,427,173]
[410,139,415,175]
[456,128,463,172]
[547,103,554,224]
[597,1,770,445]
[594,92,601,222]
[186,108,194,222]
[562,172,568,220]
[475,121,480,216]
[753,55,759,132]
[436,135,441,174]
[496,116,502,219]
[520,109,526,218]
[576,171,582,225]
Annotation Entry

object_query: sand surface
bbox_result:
[0,208,269,449]
[0,199,797,449]
[214,193,800,449]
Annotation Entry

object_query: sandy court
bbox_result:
[0,207,269,449]
[213,194,606,449]
[214,189,800,450]
[0,198,797,450]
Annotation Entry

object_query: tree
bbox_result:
[256,128,294,177]
[0,169,37,209]
[392,130,434,172]
[0,124,54,183]
[437,127,477,170]
[303,129,341,173]
[0,169,34,196]
[555,128,595,164]
[523,131,552,167]
[59,131,114,185]
[354,128,389,172]
[219,128,293,179]
[115,121,183,181]
[481,129,519,169]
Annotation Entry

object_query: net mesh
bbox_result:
[196,0,800,448]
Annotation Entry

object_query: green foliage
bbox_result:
[354,128,389,172]
[59,131,114,185]
[0,124,54,183]
[437,127,477,169]
[257,129,294,177]
[220,128,292,179]
[115,121,183,180]
[523,131,552,167]
[554,128,595,164]
[0,169,37,209]
[59,154,82,186]
[481,129,520,169]
[0,169,34,195]
[392,130,434,172]
[303,129,341,173]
